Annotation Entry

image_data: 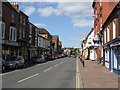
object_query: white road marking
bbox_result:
[44,67,53,72]
[76,57,80,88]
[60,62,63,64]
[54,64,59,67]
[18,73,39,83]
[1,58,68,76]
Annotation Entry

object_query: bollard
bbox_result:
[82,60,85,67]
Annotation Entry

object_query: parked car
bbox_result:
[47,54,55,60]
[32,55,45,63]
[5,56,25,69]
[54,54,58,59]
[58,54,63,58]
[44,54,49,61]
[0,58,6,72]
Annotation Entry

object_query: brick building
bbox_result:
[101,1,120,75]
[38,28,52,54]
[28,22,38,60]
[92,0,120,75]
[52,35,59,53]
[1,2,20,60]
[92,0,103,62]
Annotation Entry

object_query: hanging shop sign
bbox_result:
[94,42,100,47]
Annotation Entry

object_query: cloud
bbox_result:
[24,6,35,16]
[37,2,93,28]
[72,19,93,28]
[67,32,87,41]
[34,23,47,27]
[38,7,61,17]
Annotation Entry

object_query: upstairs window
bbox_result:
[11,12,14,23]
[23,17,26,25]
[0,4,2,16]
[19,28,25,39]
[19,28,22,39]
[20,16,22,24]
[0,22,5,39]
[113,20,116,39]
[29,25,32,34]
[9,26,17,41]
[35,29,38,36]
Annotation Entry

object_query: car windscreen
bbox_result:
[6,56,17,61]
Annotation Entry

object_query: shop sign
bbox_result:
[0,40,21,46]
[94,42,100,47]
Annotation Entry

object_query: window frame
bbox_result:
[9,26,17,41]
[0,3,2,16]
[113,20,116,39]
[0,22,5,39]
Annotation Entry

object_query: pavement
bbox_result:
[2,57,76,88]
[78,58,119,89]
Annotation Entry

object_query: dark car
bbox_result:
[32,55,45,63]
[0,58,6,72]
[5,56,25,69]
[44,54,49,61]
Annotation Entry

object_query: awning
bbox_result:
[110,41,120,47]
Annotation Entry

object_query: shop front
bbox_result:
[109,38,120,75]
[1,40,21,60]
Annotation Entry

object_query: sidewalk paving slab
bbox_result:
[78,59,119,89]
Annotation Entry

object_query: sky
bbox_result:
[19,2,94,48]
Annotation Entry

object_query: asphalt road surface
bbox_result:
[2,57,76,88]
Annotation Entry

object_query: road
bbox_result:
[2,57,77,88]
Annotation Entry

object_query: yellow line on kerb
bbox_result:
[76,57,80,89]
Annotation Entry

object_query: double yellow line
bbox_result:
[76,57,80,88]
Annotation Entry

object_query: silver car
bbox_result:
[5,56,25,69]
[33,55,45,63]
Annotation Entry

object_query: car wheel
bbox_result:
[2,65,5,73]
[15,64,18,69]
[22,63,25,68]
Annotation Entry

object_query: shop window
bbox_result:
[114,48,118,69]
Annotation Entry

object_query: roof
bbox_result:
[39,28,50,34]
[52,35,59,40]
[92,0,96,8]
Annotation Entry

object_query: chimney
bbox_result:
[10,2,19,10]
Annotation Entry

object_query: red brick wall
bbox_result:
[102,2,118,25]
[3,3,19,41]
